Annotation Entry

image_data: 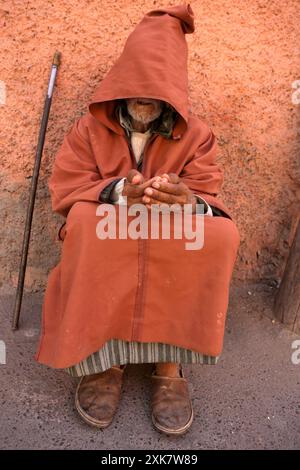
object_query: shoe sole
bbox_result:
[151,407,194,436]
[75,377,116,429]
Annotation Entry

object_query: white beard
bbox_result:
[126,98,163,125]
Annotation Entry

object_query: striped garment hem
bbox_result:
[65,339,219,377]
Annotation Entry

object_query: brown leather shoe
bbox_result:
[150,364,193,435]
[75,365,125,428]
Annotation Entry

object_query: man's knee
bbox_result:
[205,217,240,252]
[66,201,99,228]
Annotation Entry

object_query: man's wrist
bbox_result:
[110,178,126,204]
[99,178,124,203]
[194,194,213,216]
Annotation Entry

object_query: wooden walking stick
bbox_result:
[11,51,61,330]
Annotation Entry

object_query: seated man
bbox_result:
[35,3,240,435]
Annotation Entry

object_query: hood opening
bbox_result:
[89,97,187,139]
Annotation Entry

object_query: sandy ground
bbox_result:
[0,281,299,450]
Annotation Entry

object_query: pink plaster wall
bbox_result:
[0,0,299,293]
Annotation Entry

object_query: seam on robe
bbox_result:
[131,238,149,341]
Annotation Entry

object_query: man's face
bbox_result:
[125,97,163,125]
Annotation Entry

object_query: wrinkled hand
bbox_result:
[142,173,196,211]
[122,170,161,207]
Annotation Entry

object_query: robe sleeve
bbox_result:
[180,125,223,196]
[48,117,119,217]
[179,124,231,217]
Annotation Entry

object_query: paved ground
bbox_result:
[0,282,299,450]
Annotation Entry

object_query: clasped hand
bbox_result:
[122,170,196,211]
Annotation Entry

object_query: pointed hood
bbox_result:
[89,3,195,139]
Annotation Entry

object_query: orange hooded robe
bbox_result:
[35,3,240,369]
